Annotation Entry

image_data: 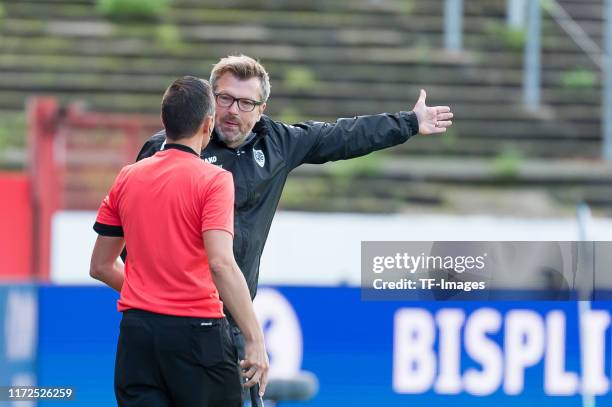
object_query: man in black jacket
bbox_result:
[135,54,453,403]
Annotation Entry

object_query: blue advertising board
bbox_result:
[30,286,612,406]
[0,285,37,393]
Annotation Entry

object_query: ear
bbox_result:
[203,116,214,136]
[257,102,267,120]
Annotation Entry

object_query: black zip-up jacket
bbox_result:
[136,112,419,300]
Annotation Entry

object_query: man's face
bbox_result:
[214,73,266,149]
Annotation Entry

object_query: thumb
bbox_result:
[418,89,427,104]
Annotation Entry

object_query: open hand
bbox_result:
[412,89,453,135]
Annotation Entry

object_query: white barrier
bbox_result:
[51,210,612,285]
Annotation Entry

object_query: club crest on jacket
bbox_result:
[253,148,265,168]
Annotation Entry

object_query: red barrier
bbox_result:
[28,97,161,280]
[28,97,61,280]
[0,172,32,280]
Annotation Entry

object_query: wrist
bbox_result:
[243,331,264,343]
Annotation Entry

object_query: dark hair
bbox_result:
[161,76,215,140]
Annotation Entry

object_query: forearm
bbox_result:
[302,111,418,164]
[211,261,263,343]
[90,259,124,292]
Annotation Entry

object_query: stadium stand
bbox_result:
[1,0,611,214]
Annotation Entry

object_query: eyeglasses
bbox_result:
[214,93,263,112]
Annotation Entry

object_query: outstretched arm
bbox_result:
[276,89,454,169]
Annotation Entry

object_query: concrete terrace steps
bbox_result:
[0,71,579,105]
[0,52,598,89]
[394,136,601,159]
[284,155,612,213]
[0,21,604,56]
[0,40,599,72]
[370,156,612,184]
[555,0,605,52]
[0,0,606,178]
[0,15,600,47]
[4,0,407,14]
[0,0,605,213]
[0,98,600,143]
[0,37,469,65]
[293,155,612,188]
[415,0,603,19]
[556,0,604,22]
[280,178,612,215]
[0,2,602,63]
[2,2,407,28]
[0,1,602,38]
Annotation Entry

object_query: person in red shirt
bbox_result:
[89,76,268,407]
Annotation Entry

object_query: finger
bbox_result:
[259,370,268,396]
[431,127,447,134]
[437,112,453,121]
[417,89,426,104]
[243,370,262,388]
[242,366,258,379]
[435,106,451,114]
[436,120,452,127]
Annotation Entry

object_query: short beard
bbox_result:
[216,127,248,148]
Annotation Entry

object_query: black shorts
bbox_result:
[115,309,242,407]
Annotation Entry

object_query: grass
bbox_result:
[97,0,170,21]
[491,149,523,180]
[0,113,26,151]
[280,178,328,208]
[414,39,433,64]
[441,127,458,147]
[155,24,185,51]
[326,151,384,191]
[396,0,415,15]
[484,21,525,51]
[283,67,319,91]
[0,113,27,169]
[277,107,304,125]
[560,70,597,89]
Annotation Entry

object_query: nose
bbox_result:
[227,100,240,115]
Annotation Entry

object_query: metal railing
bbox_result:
[524,0,542,110]
[444,0,463,53]
[443,0,611,161]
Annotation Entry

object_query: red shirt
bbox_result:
[94,144,234,318]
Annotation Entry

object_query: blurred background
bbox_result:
[1,0,612,406]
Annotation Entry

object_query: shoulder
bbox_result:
[258,115,316,138]
[110,161,139,189]
[193,159,232,180]
[194,163,233,197]
[203,160,228,174]
[137,130,167,160]
[143,130,166,147]
[120,154,155,177]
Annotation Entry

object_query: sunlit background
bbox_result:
[0,0,611,406]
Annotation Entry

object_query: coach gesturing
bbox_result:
[135,55,453,405]
[90,76,268,407]
[139,56,452,301]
